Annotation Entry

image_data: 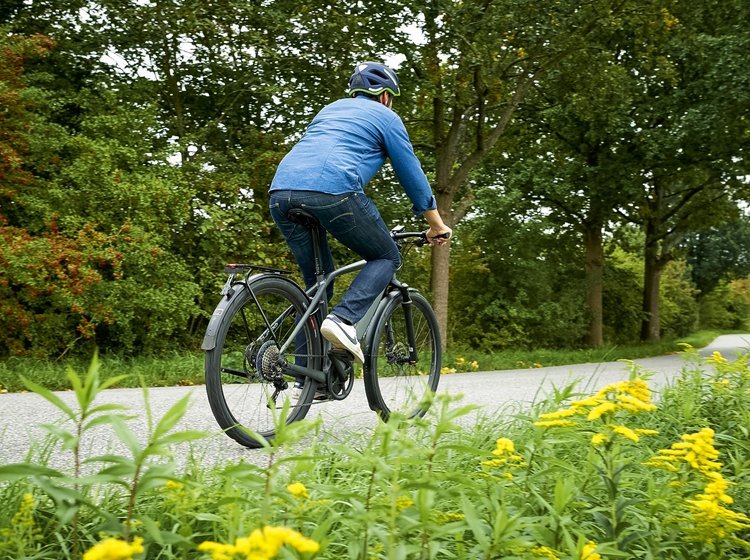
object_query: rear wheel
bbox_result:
[205,276,321,447]
[364,291,441,420]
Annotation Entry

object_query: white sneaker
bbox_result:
[320,314,364,363]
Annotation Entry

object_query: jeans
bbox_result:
[269,190,401,324]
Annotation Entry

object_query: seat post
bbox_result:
[286,208,326,279]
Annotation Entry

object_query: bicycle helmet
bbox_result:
[345,61,401,97]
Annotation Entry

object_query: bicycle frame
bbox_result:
[270,256,389,385]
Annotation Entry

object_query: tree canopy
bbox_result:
[1,0,748,357]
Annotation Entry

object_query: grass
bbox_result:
[0,329,738,393]
[0,330,738,393]
[1,347,749,559]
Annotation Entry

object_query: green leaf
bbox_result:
[20,376,75,420]
[460,493,490,548]
[152,394,191,440]
[0,463,65,481]
[109,415,142,457]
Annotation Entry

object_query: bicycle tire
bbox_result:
[364,290,441,420]
[204,275,321,447]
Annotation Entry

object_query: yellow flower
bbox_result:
[433,511,465,525]
[494,438,515,453]
[83,537,144,560]
[539,408,578,420]
[470,360,480,371]
[534,419,577,428]
[532,545,560,559]
[286,482,309,500]
[587,401,617,420]
[395,496,414,511]
[646,428,722,475]
[580,541,601,560]
[198,541,236,560]
[611,425,640,442]
[198,526,319,560]
[591,433,608,446]
[482,437,526,471]
[12,493,36,529]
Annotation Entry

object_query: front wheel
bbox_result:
[204,275,321,447]
[364,290,441,420]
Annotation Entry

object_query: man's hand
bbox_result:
[423,209,452,246]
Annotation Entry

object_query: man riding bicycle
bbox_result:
[269,61,451,371]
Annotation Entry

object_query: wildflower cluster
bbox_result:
[83,537,144,560]
[198,526,319,560]
[645,427,750,545]
[644,427,720,474]
[481,437,526,479]
[0,492,42,554]
[580,541,602,560]
[287,482,309,500]
[535,377,658,445]
[441,356,480,374]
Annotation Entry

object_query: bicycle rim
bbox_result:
[205,276,320,447]
[366,291,441,419]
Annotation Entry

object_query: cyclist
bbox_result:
[269,61,452,368]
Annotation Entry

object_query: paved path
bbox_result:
[1,334,748,469]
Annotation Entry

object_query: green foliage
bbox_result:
[2,351,750,559]
[2,1,750,358]
[699,280,750,331]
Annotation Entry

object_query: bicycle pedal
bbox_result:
[331,349,354,364]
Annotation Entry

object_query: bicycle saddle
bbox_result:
[287,208,321,230]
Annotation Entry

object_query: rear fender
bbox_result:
[201,273,308,351]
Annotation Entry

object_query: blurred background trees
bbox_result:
[1,0,748,357]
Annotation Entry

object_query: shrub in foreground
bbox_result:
[0,348,748,559]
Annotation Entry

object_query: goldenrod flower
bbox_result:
[198,526,319,560]
[580,541,601,560]
[611,425,640,442]
[83,537,144,560]
[645,428,722,475]
[432,511,465,525]
[532,545,560,559]
[587,401,617,420]
[482,436,526,471]
[286,482,309,500]
[395,496,414,511]
[591,433,608,446]
[539,408,578,420]
[533,419,577,428]
[163,480,184,491]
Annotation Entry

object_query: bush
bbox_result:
[699,279,750,330]
[1,350,749,559]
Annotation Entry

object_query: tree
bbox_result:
[393,0,666,346]
[615,1,750,340]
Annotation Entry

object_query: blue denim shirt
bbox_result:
[270,96,437,215]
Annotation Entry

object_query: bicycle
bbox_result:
[202,208,443,448]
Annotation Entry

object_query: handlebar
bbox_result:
[391,230,452,247]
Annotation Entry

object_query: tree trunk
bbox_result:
[640,243,663,342]
[430,193,455,352]
[583,225,604,347]
[430,243,451,352]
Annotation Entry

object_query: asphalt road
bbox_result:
[1,334,748,470]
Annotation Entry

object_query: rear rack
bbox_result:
[224,263,292,275]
